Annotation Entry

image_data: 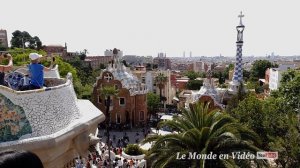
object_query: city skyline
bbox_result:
[1,0,300,57]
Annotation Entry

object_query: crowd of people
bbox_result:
[72,150,146,168]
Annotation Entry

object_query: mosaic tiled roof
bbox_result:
[106,65,140,89]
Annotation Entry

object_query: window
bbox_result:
[98,96,102,104]
[119,97,125,106]
[140,111,144,121]
[142,77,146,83]
[115,84,119,90]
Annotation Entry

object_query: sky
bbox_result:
[1,0,300,57]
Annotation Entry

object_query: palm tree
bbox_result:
[83,49,89,55]
[155,73,168,113]
[143,102,267,168]
[99,85,118,168]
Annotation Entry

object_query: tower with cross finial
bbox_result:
[229,12,245,94]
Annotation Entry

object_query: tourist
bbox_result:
[97,158,103,168]
[129,158,134,167]
[117,158,122,168]
[122,159,128,168]
[103,159,108,167]
[132,162,137,168]
[75,157,81,168]
[0,53,13,86]
[0,149,43,168]
[119,148,122,156]
[21,53,51,90]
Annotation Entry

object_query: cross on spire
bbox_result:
[238,11,244,26]
[104,73,113,82]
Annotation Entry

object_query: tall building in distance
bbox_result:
[0,29,8,48]
[229,12,245,94]
[153,52,171,70]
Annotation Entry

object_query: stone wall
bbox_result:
[0,78,81,140]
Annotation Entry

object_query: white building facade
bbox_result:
[269,64,296,90]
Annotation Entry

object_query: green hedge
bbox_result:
[124,144,145,156]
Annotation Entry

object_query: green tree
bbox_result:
[278,69,300,110]
[229,94,300,168]
[243,69,251,81]
[155,73,168,102]
[124,144,145,156]
[185,71,198,80]
[99,63,106,69]
[147,92,160,118]
[143,102,266,168]
[7,48,46,66]
[250,60,277,81]
[198,72,206,78]
[79,52,86,60]
[10,30,42,49]
[186,80,203,90]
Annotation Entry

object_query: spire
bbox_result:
[238,11,244,26]
[236,11,245,43]
[232,12,245,83]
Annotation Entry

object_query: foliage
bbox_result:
[10,30,42,49]
[185,71,198,80]
[229,94,300,168]
[155,73,168,102]
[147,92,160,116]
[66,56,98,86]
[143,102,266,168]
[198,72,206,78]
[225,83,247,113]
[186,80,203,90]
[155,73,168,89]
[99,85,119,99]
[7,48,46,66]
[278,69,300,110]
[79,53,86,60]
[124,144,145,156]
[250,60,277,81]
[99,63,106,69]
[243,69,251,82]
[211,71,226,84]
[54,56,78,79]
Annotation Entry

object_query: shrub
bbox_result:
[124,144,144,156]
